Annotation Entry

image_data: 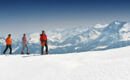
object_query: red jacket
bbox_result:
[40,34,47,41]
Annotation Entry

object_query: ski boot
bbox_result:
[21,52,24,55]
[27,52,30,55]
[46,52,48,55]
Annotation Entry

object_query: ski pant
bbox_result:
[41,41,48,54]
[22,44,29,52]
[3,45,12,54]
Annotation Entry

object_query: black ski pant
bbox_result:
[41,41,48,54]
[3,45,12,54]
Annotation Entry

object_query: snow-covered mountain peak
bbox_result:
[114,20,122,24]
[103,21,127,33]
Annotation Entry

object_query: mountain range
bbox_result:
[0,20,130,54]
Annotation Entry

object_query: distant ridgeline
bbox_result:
[0,21,130,54]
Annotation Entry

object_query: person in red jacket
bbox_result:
[40,30,48,55]
[3,34,12,54]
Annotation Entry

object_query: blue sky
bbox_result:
[0,0,130,34]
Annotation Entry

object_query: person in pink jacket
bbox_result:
[21,34,29,55]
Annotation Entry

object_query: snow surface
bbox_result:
[0,46,130,80]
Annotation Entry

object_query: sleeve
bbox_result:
[40,36,42,41]
[10,39,12,44]
[46,35,47,40]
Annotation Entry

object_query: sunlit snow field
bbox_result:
[0,46,130,80]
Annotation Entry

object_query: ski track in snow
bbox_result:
[0,46,130,80]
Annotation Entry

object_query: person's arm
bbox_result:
[46,35,47,41]
[40,34,45,42]
[10,38,12,45]
[40,36,42,42]
[22,37,24,44]
[25,38,28,44]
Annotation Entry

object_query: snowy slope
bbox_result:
[0,46,130,80]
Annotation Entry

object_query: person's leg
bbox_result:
[21,45,25,54]
[9,45,12,54]
[25,45,29,53]
[3,45,9,54]
[45,41,48,54]
[41,46,44,55]
[22,44,25,52]
[25,45,29,55]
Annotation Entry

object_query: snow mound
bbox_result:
[0,46,130,80]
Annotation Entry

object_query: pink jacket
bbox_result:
[22,37,28,45]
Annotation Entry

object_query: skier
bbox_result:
[21,34,29,55]
[3,34,12,54]
[40,30,48,55]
